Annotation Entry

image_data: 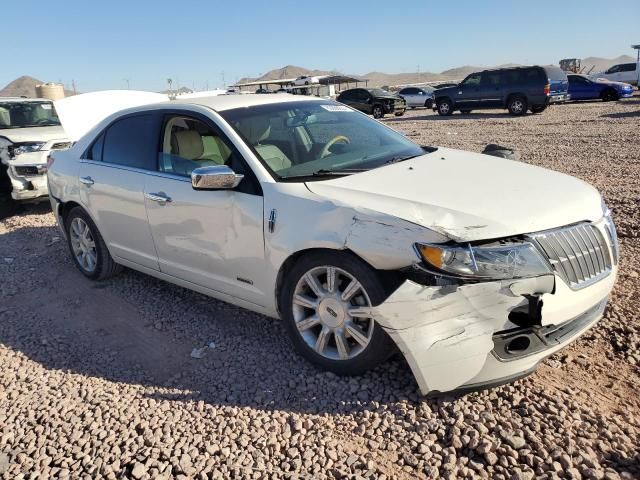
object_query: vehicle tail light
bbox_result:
[46,154,55,169]
[543,83,550,95]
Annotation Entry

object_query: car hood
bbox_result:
[305,147,603,242]
[0,125,67,143]
[376,95,404,101]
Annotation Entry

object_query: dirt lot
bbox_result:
[1,97,639,479]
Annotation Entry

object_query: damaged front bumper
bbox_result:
[371,265,617,395]
[5,151,50,202]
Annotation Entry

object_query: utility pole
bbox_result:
[221,71,225,88]
[123,78,130,90]
[71,80,77,95]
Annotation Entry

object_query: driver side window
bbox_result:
[159,115,233,177]
[462,73,482,87]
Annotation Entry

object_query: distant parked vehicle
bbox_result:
[433,66,569,116]
[432,82,458,90]
[255,88,274,94]
[567,74,634,102]
[397,87,434,109]
[337,88,406,119]
[0,97,70,202]
[294,75,320,86]
[595,62,639,86]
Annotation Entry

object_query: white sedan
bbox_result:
[48,94,618,395]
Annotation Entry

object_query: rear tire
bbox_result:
[601,89,618,102]
[425,99,433,109]
[372,104,384,119]
[394,111,405,117]
[507,95,527,115]
[437,98,453,116]
[531,105,547,114]
[65,206,121,280]
[279,251,395,376]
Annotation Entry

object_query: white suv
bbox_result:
[48,94,618,395]
[0,98,70,202]
[596,62,639,86]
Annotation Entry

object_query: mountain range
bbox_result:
[1,55,635,97]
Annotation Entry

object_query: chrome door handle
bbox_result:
[145,192,172,205]
[79,176,94,186]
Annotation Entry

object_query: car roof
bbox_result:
[165,93,325,111]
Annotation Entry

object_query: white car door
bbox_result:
[78,113,161,271]
[143,111,267,306]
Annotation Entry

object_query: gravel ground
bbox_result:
[1,96,639,479]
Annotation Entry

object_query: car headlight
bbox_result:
[11,142,46,156]
[415,242,552,280]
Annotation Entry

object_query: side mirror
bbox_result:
[191,165,244,190]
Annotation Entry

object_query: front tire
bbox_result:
[372,104,384,119]
[65,207,121,280]
[601,89,618,102]
[507,95,527,115]
[280,251,395,376]
[437,98,453,116]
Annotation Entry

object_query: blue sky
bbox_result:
[3,0,639,92]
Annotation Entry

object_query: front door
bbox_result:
[78,113,161,271]
[455,73,483,109]
[143,112,267,306]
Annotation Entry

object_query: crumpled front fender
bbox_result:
[371,276,555,394]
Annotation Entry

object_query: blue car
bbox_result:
[567,74,634,102]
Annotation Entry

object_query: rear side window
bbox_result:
[102,114,157,170]
[543,66,568,81]
[620,63,637,72]
[87,133,105,160]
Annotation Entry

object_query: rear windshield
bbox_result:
[543,66,568,81]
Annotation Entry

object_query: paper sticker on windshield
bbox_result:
[321,105,353,112]
[41,104,52,109]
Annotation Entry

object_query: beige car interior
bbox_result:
[161,117,232,176]
[235,116,292,172]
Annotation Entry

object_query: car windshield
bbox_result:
[220,100,426,180]
[368,88,391,96]
[0,101,61,129]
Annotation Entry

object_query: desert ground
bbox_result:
[0,96,639,479]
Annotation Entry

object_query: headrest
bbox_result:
[237,116,270,145]
[173,130,203,160]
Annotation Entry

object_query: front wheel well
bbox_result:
[58,200,84,227]
[274,248,404,315]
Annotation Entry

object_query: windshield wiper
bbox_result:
[311,168,367,176]
[279,168,367,181]
[383,153,424,165]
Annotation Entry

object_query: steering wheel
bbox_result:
[319,135,351,158]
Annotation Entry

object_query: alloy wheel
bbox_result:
[69,217,97,273]
[511,100,524,114]
[292,266,375,361]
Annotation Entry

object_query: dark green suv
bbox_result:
[337,88,406,119]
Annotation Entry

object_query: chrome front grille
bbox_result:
[531,223,612,289]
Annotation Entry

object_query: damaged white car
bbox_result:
[48,94,619,395]
[0,98,70,202]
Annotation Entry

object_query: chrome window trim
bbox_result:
[78,159,191,183]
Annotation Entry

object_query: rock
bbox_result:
[503,434,526,450]
[130,462,146,479]
[190,347,207,359]
[0,453,9,474]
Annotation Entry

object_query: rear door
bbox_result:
[77,113,161,271]
[143,111,267,306]
[477,71,504,108]
[400,88,420,107]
